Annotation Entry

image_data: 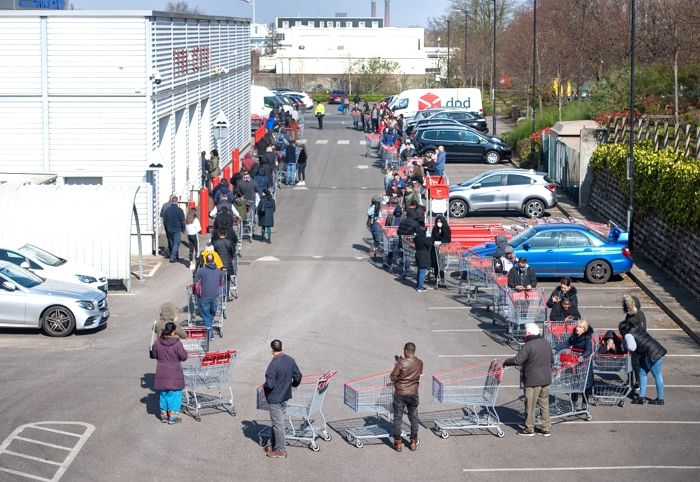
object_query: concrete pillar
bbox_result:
[578,128,604,207]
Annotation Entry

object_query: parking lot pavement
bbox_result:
[0,109,698,481]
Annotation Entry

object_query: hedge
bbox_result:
[310,93,390,103]
[590,142,700,230]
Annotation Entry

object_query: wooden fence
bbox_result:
[607,116,700,159]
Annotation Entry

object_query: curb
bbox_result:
[556,201,700,346]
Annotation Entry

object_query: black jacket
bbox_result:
[414,232,434,269]
[546,286,579,309]
[212,237,236,272]
[162,204,185,234]
[397,216,421,236]
[504,335,553,387]
[549,302,582,322]
[567,325,594,358]
[620,321,667,363]
[507,265,538,289]
[264,353,302,404]
[623,295,647,331]
[431,216,451,243]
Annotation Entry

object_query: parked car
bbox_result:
[285,91,315,109]
[448,168,556,219]
[0,261,109,336]
[470,223,633,283]
[423,109,488,132]
[413,125,512,165]
[0,244,107,293]
[329,89,346,104]
[407,118,463,135]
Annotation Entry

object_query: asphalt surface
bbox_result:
[0,109,699,481]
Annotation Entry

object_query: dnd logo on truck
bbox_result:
[417,92,471,111]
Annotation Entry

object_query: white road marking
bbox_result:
[293,186,309,190]
[361,187,368,189]
[463,466,700,473]
[428,306,468,310]
[315,140,328,144]
[337,140,350,145]
[356,165,369,169]
[146,260,162,277]
[354,256,365,260]
[359,140,367,145]
[299,139,307,143]
[255,256,280,262]
[331,186,337,189]
[107,292,135,296]
[312,256,322,259]
[0,421,95,482]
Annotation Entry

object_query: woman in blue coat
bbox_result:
[257,189,276,244]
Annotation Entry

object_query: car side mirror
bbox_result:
[522,243,530,251]
[471,183,481,189]
[20,261,30,269]
[1,281,16,292]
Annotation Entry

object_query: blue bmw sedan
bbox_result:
[471,224,633,283]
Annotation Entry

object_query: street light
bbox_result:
[491,0,497,136]
[239,0,255,24]
[446,19,451,88]
[437,37,441,84]
[627,0,637,247]
[213,110,229,150]
[530,0,538,157]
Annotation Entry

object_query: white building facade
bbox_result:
[0,10,250,253]
[259,16,427,75]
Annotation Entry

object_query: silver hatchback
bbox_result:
[448,169,557,218]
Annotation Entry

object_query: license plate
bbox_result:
[102,310,109,319]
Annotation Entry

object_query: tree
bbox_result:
[165,1,203,15]
[264,25,282,56]
[351,58,400,94]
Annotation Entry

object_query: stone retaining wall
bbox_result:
[588,169,700,298]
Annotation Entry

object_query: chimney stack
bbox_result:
[371,1,376,17]
[384,0,390,27]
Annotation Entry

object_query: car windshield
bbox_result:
[508,227,536,247]
[18,244,66,267]
[0,263,43,288]
[459,172,489,187]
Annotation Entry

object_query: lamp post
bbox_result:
[491,0,497,136]
[437,37,441,85]
[628,0,637,247]
[530,0,538,157]
[446,19,451,88]
[463,10,468,86]
[213,110,229,151]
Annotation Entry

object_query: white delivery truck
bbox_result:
[250,85,292,118]
[390,88,483,119]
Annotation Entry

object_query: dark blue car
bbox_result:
[471,223,633,284]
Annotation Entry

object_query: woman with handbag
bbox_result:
[257,189,276,244]
[150,322,188,424]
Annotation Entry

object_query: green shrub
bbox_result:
[309,93,389,104]
[590,142,700,230]
[503,101,596,149]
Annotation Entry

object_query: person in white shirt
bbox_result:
[185,208,202,269]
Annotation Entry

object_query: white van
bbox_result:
[250,85,292,118]
[390,88,483,119]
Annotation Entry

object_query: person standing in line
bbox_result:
[370,103,379,133]
[150,322,188,424]
[212,227,237,302]
[622,293,648,395]
[200,151,210,190]
[195,253,224,340]
[435,145,446,177]
[503,323,553,436]
[163,196,185,263]
[315,102,325,130]
[208,149,220,182]
[430,215,451,287]
[296,143,308,186]
[257,189,276,244]
[620,318,666,405]
[414,225,434,293]
[390,342,424,452]
[185,208,201,270]
[154,302,186,339]
[263,339,302,458]
[507,257,537,291]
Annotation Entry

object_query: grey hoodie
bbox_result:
[494,235,509,258]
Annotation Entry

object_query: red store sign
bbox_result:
[173,46,211,76]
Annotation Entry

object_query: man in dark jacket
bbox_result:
[507,257,537,291]
[213,179,234,206]
[194,254,224,340]
[212,228,237,302]
[236,173,261,207]
[264,339,302,458]
[163,195,185,263]
[390,342,423,452]
[548,298,581,322]
[504,323,553,436]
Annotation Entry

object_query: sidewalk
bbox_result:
[554,192,700,346]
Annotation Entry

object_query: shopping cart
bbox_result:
[256,371,337,452]
[459,254,498,310]
[591,351,631,407]
[546,349,593,421]
[434,242,468,290]
[544,320,577,352]
[505,288,547,345]
[432,360,505,438]
[186,273,227,338]
[241,201,255,242]
[400,235,416,280]
[344,371,404,448]
[365,134,380,157]
[382,226,400,272]
[182,350,237,421]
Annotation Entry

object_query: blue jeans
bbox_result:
[159,390,183,413]
[198,297,218,337]
[167,231,182,261]
[370,221,381,251]
[417,268,428,289]
[639,356,664,400]
[268,402,288,452]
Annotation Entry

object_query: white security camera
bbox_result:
[149,69,162,85]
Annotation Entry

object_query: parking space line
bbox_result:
[315,140,328,144]
[14,436,72,451]
[3,449,62,466]
[463,465,700,473]
[359,140,367,145]
[0,466,50,481]
[337,140,350,144]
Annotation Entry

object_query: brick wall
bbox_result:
[588,170,700,298]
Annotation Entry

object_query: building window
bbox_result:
[336,21,341,27]
[372,21,378,28]
[345,21,351,27]
[319,21,324,27]
[358,21,365,28]
[282,21,289,28]
[295,21,301,27]
[308,21,314,27]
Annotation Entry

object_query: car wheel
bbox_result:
[523,199,546,218]
[485,151,500,165]
[41,305,76,337]
[449,199,468,218]
[585,260,612,284]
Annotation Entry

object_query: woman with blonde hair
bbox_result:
[185,208,201,270]
[567,319,594,406]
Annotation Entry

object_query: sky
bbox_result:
[70,0,453,27]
